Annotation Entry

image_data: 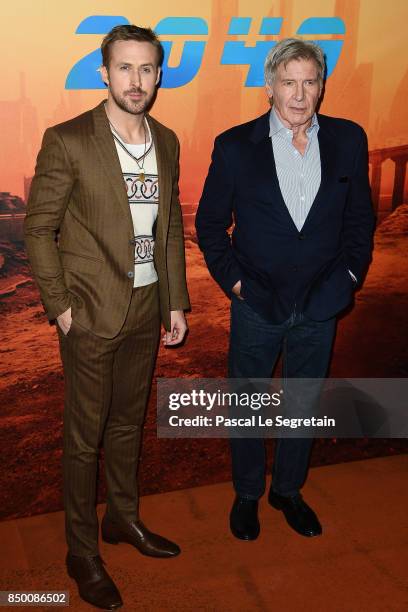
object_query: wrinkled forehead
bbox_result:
[276,57,320,79]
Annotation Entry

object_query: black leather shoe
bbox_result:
[66,553,122,610]
[101,515,180,558]
[230,496,260,540]
[268,489,322,537]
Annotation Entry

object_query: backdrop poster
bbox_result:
[1,0,407,520]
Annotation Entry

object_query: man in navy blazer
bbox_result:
[196,39,374,540]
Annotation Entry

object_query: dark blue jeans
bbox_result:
[228,295,336,499]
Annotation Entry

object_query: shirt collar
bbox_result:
[269,106,319,137]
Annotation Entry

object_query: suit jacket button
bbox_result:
[129,238,135,246]
[293,265,298,272]
[298,232,305,240]
[127,271,134,279]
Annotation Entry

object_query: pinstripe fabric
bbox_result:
[269,108,321,231]
[24,102,190,337]
[25,102,189,558]
[58,282,160,555]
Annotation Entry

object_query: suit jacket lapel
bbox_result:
[302,119,338,230]
[147,115,172,247]
[250,112,302,231]
[252,111,339,233]
[90,102,133,232]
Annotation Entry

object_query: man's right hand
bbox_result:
[232,280,244,300]
[57,307,72,335]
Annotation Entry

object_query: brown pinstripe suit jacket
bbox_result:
[24,101,190,338]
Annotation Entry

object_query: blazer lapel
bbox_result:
[147,115,172,247]
[252,111,340,232]
[250,112,301,231]
[302,119,338,230]
[90,102,133,232]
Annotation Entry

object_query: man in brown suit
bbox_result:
[24,25,190,610]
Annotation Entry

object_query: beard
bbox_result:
[109,86,154,115]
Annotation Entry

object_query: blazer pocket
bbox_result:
[61,252,102,275]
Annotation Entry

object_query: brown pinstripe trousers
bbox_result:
[57,282,160,556]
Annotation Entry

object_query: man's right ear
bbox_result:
[100,65,109,87]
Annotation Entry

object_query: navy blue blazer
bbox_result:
[195,111,375,322]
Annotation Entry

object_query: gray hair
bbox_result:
[264,38,326,86]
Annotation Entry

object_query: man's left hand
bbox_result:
[162,310,188,346]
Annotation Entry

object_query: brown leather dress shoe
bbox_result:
[66,553,122,610]
[101,515,180,558]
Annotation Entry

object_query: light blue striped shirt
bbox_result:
[268,108,357,282]
[269,107,321,231]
